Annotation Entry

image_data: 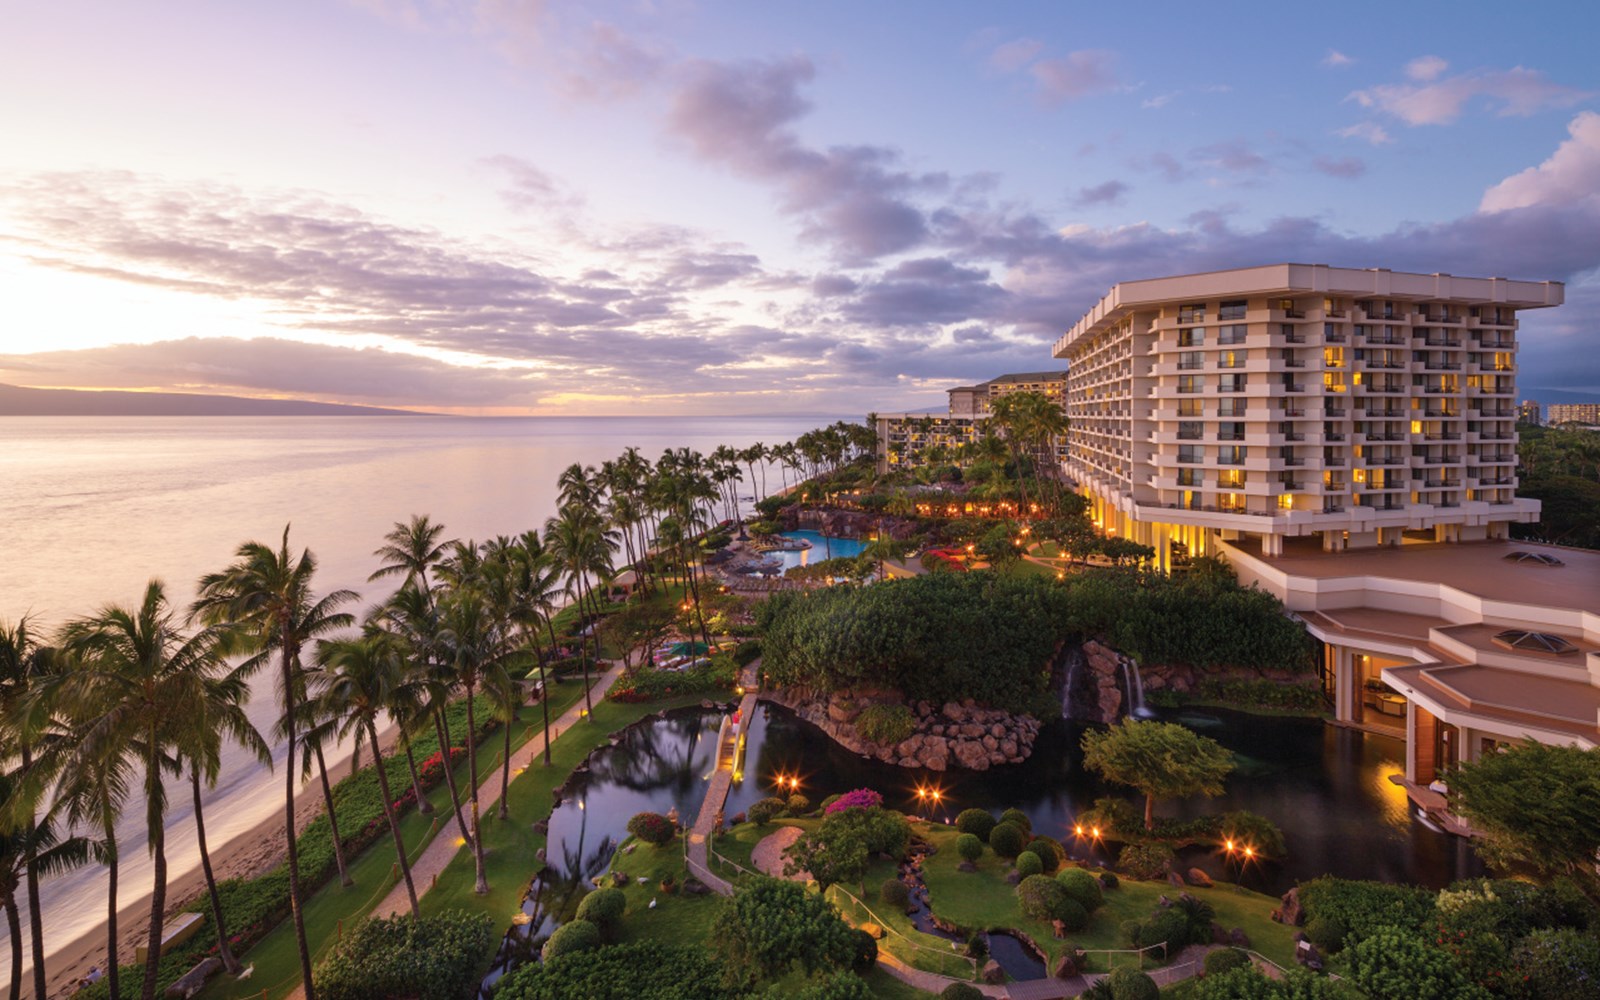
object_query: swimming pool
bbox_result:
[770,530,869,571]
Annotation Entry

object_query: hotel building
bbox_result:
[1547,402,1600,426]
[875,371,1068,475]
[1058,265,1596,811]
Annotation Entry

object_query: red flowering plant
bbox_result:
[825,788,884,814]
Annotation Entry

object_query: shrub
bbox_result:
[1099,870,1119,890]
[880,878,910,909]
[1017,874,1070,922]
[941,985,984,1000]
[819,794,842,813]
[574,888,626,939]
[1203,947,1250,978]
[955,833,984,864]
[1055,897,1089,932]
[852,929,878,973]
[1172,895,1216,945]
[1024,837,1063,874]
[1106,967,1160,1000]
[732,640,763,666]
[787,794,812,816]
[1127,908,1189,955]
[496,940,739,1000]
[989,821,1027,859]
[999,808,1032,834]
[626,812,676,846]
[1117,841,1175,881]
[748,797,788,826]
[1057,868,1104,912]
[1510,927,1600,1000]
[1298,878,1436,943]
[856,704,917,745]
[541,919,600,961]
[1190,967,1345,1000]
[955,809,997,840]
[1016,852,1044,878]
[826,788,884,814]
[315,910,493,1000]
[711,877,858,984]
[1306,915,1347,952]
[1346,926,1491,1000]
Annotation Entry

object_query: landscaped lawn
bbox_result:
[916,823,1297,973]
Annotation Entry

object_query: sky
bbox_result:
[2,1,1599,415]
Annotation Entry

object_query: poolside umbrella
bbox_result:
[668,640,710,656]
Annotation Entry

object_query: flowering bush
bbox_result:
[825,788,883,814]
[626,811,677,846]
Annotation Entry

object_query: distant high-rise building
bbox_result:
[875,371,1067,474]
[1547,402,1600,426]
[1516,399,1542,425]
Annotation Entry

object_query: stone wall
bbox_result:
[780,507,919,540]
[763,687,1039,771]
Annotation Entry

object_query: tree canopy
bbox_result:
[1081,720,1235,830]
[710,877,859,988]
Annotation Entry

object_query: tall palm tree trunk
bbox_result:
[21,746,45,1000]
[680,552,713,649]
[496,713,508,825]
[575,593,595,718]
[432,711,474,848]
[366,719,420,918]
[281,649,317,1000]
[191,768,240,973]
[140,771,168,1000]
[465,688,488,894]
[103,814,119,1000]
[6,895,22,1000]
[311,743,352,886]
[401,739,432,814]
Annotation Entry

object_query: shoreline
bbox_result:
[43,722,406,1000]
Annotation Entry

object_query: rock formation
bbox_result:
[762,688,1040,771]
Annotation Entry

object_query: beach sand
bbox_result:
[43,724,413,1000]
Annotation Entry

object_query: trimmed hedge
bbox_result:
[954,809,996,841]
[542,920,601,961]
[315,910,492,1000]
[497,940,740,1000]
[989,822,1027,859]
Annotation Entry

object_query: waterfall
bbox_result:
[1122,659,1154,719]
[1058,644,1085,720]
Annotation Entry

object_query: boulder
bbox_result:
[1005,870,1022,885]
[1272,886,1305,926]
[682,877,711,895]
[1229,928,1252,949]
[931,724,945,736]
[827,697,859,724]
[1167,867,1187,888]
[1052,952,1080,978]
[981,734,999,752]
[989,723,1006,739]
[953,740,991,770]
[1001,739,1018,758]
[165,957,220,998]
[917,741,950,772]
[981,961,1005,985]
[894,735,924,758]
[960,723,985,739]
[1188,868,1214,888]
[916,700,932,718]
[941,701,964,720]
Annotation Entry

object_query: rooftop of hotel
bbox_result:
[1386,662,1600,744]
[1230,536,1600,617]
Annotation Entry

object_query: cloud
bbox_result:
[1322,49,1354,68]
[1336,121,1393,145]
[558,21,668,100]
[1073,180,1129,206]
[665,56,944,263]
[482,154,584,214]
[988,38,1043,74]
[1350,64,1593,125]
[1405,55,1449,82]
[1028,50,1120,105]
[1312,155,1366,179]
[1141,92,1178,110]
[1190,139,1270,175]
[1481,111,1600,213]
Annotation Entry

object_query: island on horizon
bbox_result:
[0,382,425,417]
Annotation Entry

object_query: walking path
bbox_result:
[685,663,760,894]
[371,660,626,919]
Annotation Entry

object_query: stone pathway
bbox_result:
[371,660,626,919]
[750,826,806,879]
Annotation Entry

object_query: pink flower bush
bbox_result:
[825,788,883,814]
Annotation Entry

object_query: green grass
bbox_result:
[917,823,1296,973]
[198,673,621,1000]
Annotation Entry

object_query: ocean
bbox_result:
[0,413,834,979]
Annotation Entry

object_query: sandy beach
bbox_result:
[43,724,411,1000]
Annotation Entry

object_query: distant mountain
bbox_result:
[0,383,424,417]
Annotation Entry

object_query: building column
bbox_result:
[1335,646,1355,723]
[1261,532,1283,557]
[1404,701,1419,783]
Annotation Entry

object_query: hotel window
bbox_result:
[1218,398,1246,417]
[1177,467,1201,486]
[1219,299,1248,320]
[1219,445,1246,465]
[1178,375,1203,394]
[1218,324,1248,345]
[1324,323,1342,338]
[1218,374,1246,392]
[1218,492,1245,511]
[1218,350,1244,368]
[1178,398,1202,417]
[1178,421,1203,440]
[1177,445,1203,464]
[1324,347,1344,368]
[1219,421,1245,441]
[1178,327,1203,347]
[1178,351,1205,370]
[1178,303,1206,324]
[1217,468,1246,488]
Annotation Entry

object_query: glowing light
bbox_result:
[1090,826,1101,839]
[1243,846,1254,859]
[454,837,467,847]
[1224,839,1235,852]
[1073,824,1084,837]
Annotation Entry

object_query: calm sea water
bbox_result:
[0,414,830,978]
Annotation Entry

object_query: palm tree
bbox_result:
[312,632,423,917]
[510,532,564,767]
[0,618,63,1000]
[176,663,268,974]
[191,528,355,1000]
[287,684,354,887]
[544,506,617,718]
[60,580,232,1000]
[0,770,89,1000]
[370,515,454,600]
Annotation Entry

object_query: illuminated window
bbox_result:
[1353,468,1366,483]
[1411,420,1423,435]
[1277,494,1294,510]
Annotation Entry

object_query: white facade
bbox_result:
[1054,264,1563,562]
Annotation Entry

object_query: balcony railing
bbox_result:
[1284,332,1307,344]
[1284,359,1307,368]
[1282,457,1306,466]
[1325,456,1347,466]
[1325,407,1347,417]
[1324,432,1347,442]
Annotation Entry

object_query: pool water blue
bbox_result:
[771,530,869,571]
